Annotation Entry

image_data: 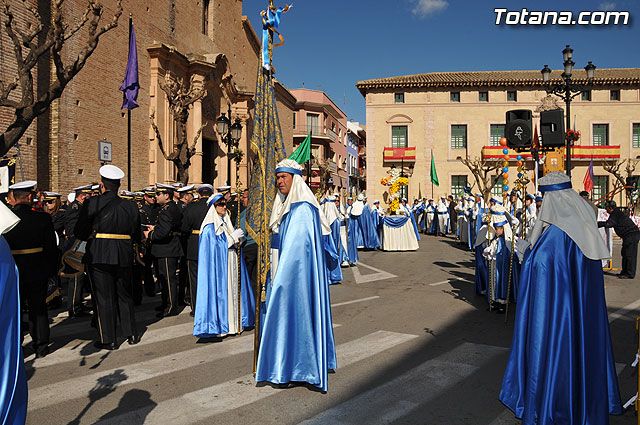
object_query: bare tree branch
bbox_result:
[149,112,170,161]
[188,121,208,154]
[460,156,502,201]
[0,0,123,156]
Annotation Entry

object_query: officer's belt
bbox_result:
[11,247,43,255]
[95,233,131,240]
[191,230,201,235]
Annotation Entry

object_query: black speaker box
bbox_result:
[505,110,532,149]
[540,109,565,148]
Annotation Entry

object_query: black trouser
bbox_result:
[67,273,88,313]
[187,259,198,312]
[132,264,143,305]
[622,232,640,278]
[143,254,156,297]
[156,257,179,314]
[178,256,188,305]
[88,264,137,344]
[243,243,258,291]
[20,278,50,353]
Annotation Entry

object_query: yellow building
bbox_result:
[356,69,640,206]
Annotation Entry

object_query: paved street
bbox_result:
[26,235,640,425]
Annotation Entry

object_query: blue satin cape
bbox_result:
[193,225,255,337]
[0,236,27,425]
[325,219,343,284]
[360,205,381,249]
[474,244,488,295]
[500,225,622,424]
[255,202,337,391]
[349,213,365,248]
[486,236,519,303]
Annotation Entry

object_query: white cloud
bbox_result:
[411,0,448,18]
[599,2,617,11]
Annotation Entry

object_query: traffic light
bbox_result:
[505,110,532,149]
[540,109,565,148]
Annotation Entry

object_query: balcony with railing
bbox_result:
[292,125,337,143]
[481,145,621,161]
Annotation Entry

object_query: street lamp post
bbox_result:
[541,45,596,177]
[216,103,243,186]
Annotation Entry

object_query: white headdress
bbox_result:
[528,172,609,260]
[270,159,331,235]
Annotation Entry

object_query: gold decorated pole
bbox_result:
[505,163,530,324]
[234,150,244,335]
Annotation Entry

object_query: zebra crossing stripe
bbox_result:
[29,322,196,368]
[97,330,418,425]
[28,324,342,412]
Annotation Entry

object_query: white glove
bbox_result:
[232,228,245,240]
[482,246,493,260]
[512,217,520,227]
[515,238,531,264]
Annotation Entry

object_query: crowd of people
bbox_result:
[1,159,640,421]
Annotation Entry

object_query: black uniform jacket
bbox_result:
[5,203,58,281]
[75,191,141,266]
[180,197,210,261]
[150,201,183,258]
[140,202,158,226]
[52,209,66,243]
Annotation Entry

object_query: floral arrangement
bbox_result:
[381,168,408,214]
[565,129,581,144]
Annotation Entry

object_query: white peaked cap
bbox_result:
[357,194,364,201]
[99,165,125,180]
[177,184,195,193]
[8,180,36,191]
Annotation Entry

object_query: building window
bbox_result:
[391,126,408,148]
[292,112,296,129]
[490,124,505,146]
[633,123,640,148]
[491,176,503,198]
[507,91,517,102]
[398,185,408,202]
[593,124,609,146]
[451,176,468,197]
[450,92,460,102]
[581,90,591,101]
[593,176,609,202]
[610,90,620,101]
[306,113,319,134]
[395,93,404,103]
[479,91,488,102]
[451,125,467,149]
[202,0,209,35]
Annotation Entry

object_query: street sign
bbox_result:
[98,140,112,162]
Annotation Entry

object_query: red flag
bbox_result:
[583,158,594,192]
[532,124,539,149]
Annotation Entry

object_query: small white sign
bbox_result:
[0,166,8,194]
[99,140,112,162]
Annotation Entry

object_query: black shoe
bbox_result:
[496,305,506,314]
[127,335,141,345]
[35,346,49,358]
[156,310,177,318]
[94,341,118,351]
[68,309,91,318]
[154,305,167,312]
[189,311,195,317]
[618,274,632,279]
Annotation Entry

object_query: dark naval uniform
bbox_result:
[149,200,183,316]
[75,190,141,347]
[64,199,89,315]
[140,200,159,297]
[180,196,210,312]
[5,203,57,356]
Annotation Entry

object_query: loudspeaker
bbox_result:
[540,109,565,148]
[505,110,532,149]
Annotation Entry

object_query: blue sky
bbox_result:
[243,0,639,124]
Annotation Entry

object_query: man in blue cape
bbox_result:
[321,196,344,284]
[348,194,366,249]
[0,202,27,424]
[193,193,255,338]
[343,197,359,264]
[360,196,380,249]
[255,159,337,392]
[500,172,622,424]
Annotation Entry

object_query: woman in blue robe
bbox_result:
[256,160,336,392]
[193,193,255,338]
[500,172,622,425]
[0,204,27,425]
[321,198,344,284]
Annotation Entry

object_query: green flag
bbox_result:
[430,151,439,186]
[288,132,311,164]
